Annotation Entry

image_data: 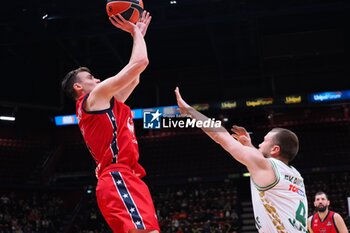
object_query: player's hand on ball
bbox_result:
[109,14,136,34]
[136,11,152,37]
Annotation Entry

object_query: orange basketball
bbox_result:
[106,0,144,24]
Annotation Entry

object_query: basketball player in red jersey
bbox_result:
[61,11,160,233]
[308,191,348,233]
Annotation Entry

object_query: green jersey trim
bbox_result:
[253,159,280,191]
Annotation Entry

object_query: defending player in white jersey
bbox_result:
[174,87,308,233]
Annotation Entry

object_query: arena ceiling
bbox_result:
[0,0,350,120]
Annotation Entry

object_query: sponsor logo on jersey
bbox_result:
[288,184,305,197]
[284,174,304,187]
[127,117,138,144]
[127,117,135,134]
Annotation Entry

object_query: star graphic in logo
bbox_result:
[130,208,135,213]
[117,180,122,185]
[122,193,129,199]
[150,110,161,122]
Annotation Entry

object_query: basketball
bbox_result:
[106,0,144,24]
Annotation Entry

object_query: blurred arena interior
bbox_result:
[0,0,350,232]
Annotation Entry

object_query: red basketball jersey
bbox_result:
[311,211,338,233]
[76,95,146,178]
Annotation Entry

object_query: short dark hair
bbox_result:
[61,67,91,100]
[315,191,329,200]
[270,128,299,162]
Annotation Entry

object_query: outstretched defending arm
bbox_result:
[231,125,254,148]
[174,87,275,186]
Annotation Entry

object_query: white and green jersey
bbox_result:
[250,158,308,233]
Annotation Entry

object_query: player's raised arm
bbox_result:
[174,87,275,186]
[231,125,254,148]
[87,13,150,109]
[108,11,152,103]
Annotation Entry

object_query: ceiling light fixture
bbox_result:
[0,116,15,121]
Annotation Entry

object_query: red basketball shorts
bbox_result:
[96,167,160,233]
